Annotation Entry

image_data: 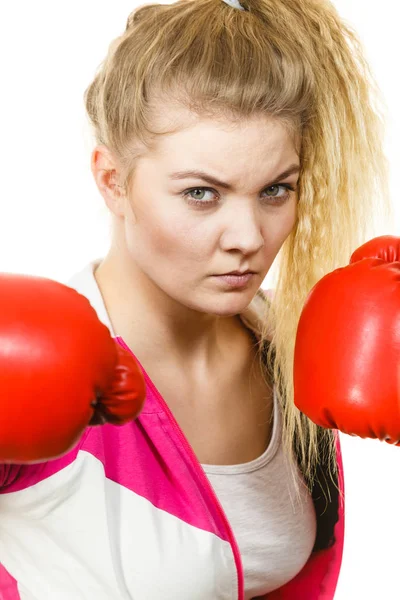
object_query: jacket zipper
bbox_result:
[116,337,245,600]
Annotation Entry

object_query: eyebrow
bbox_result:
[168,164,300,190]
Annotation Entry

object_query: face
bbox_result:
[112,108,299,317]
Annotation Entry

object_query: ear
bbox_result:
[91,145,127,218]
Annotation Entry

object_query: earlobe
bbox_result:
[91,145,126,218]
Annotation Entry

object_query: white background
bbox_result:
[0,2,399,598]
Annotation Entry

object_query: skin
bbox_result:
[91,105,300,382]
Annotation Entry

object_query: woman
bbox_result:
[0,0,393,598]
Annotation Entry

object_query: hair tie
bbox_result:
[222,0,245,11]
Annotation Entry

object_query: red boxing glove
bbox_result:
[294,235,400,445]
[0,273,146,463]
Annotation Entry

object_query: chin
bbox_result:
[196,293,255,317]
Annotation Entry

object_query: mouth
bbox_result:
[212,271,257,289]
[218,270,256,276]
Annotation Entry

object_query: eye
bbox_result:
[182,184,297,207]
[183,188,218,206]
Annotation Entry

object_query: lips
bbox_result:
[220,270,255,276]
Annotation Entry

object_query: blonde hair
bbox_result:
[84,0,394,488]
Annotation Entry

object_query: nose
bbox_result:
[219,204,265,255]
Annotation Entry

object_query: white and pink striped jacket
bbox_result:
[0,266,344,599]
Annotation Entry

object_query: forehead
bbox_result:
[151,109,300,168]
[147,93,298,138]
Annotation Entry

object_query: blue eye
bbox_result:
[182,184,296,207]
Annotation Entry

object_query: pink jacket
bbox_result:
[0,265,344,599]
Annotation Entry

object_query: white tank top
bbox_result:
[201,388,317,599]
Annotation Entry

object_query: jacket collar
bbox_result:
[67,260,116,337]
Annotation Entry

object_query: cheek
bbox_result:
[281,202,297,237]
[126,203,210,265]
[262,203,297,256]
